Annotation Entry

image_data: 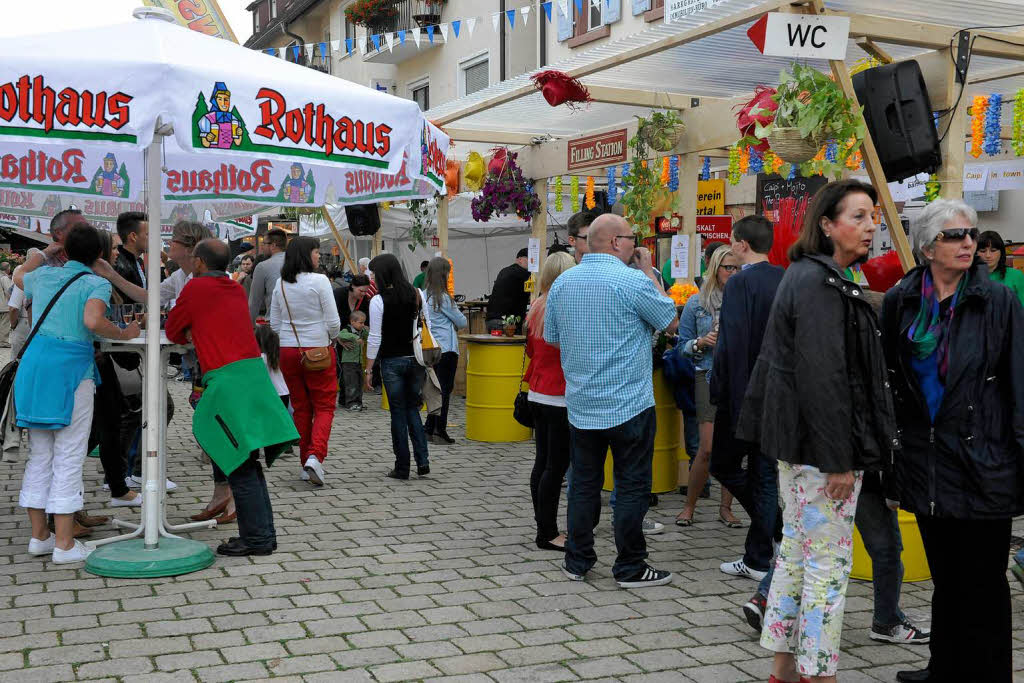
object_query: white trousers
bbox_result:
[19,379,95,514]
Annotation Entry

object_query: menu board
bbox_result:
[755,173,828,222]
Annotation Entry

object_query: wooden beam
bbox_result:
[675,96,752,154]
[446,128,537,145]
[812,0,915,272]
[848,14,1024,61]
[437,197,449,258]
[970,64,1024,85]
[320,206,357,274]
[855,37,893,64]
[530,177,548,300]
[586,86,715,110]
[678,154,699,285]
[915,49,955,113]
[432,0,785,126]
[938,45,968,201]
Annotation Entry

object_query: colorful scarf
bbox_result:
[907,269,967,381]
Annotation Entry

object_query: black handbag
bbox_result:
[512,328,534,429]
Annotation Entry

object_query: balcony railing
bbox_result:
[360,0,444,53]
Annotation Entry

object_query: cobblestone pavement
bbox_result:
[1,366,1023,683]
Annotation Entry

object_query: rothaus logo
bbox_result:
[0,148,87,186]
[0,75,132,132]
[165,160,275,195]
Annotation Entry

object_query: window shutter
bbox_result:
[464,61,488,95]
[632,0,651,15]
[557,1,574,41]
[605,0,622,24]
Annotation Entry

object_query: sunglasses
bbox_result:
[936,228,979,242]
[719,264,739,272]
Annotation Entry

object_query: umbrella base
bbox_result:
[85,537,215,578]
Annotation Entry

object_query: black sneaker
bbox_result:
[743,592,767,633]
[561,563,585,582]
[386,469,409,480]
[870,619,930,644]
[417,465,430,476]
[616,564,672,588]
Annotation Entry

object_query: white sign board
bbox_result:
[761,14,850,61]
[987,161,1024,191]
[527,237,540,273]
[963,164,988,192]
[670,234,690,280]
[665,0,727,24]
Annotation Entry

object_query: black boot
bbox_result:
[896,669,934,682]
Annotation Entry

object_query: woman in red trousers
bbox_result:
[269,236,341,486]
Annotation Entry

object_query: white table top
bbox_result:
[99,331,190,350]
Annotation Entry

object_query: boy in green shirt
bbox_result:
[337,310,369,411]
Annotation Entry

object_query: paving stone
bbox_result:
[369,660,442,682]
[431,652,506,675]
[489,663,580,682]
[566,655,641,679]
[0,664,73,683]
[74,656,154,679]
[195,661,268,682]
[497,644,577,667]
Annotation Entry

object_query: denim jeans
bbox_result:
[380,356,429,476]
[757,484,906,627]
[228,454,276,550]
[566,407,655,581]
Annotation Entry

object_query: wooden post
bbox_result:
[437,196,449,258]
[530,177,549,300]
[809,0,915,272]
[937,50,968,200]
[678,154,699,284]
[320,207,357,274]
[372,228,383,257]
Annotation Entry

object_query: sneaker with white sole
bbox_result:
[27,535,56,556]
[111,493,143,507]
[128,475,177,491]
[720,558,768,581]
[616,564,673,588]
[299,468,310,482]
[870,619,930,644]
[561,563,585,582]
[642,519,665,535]
[304,458,325,486]
[52,540,93,564]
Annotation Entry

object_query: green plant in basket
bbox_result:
[621,111,679,236]
[636,109,685,153]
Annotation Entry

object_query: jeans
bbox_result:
[757,483,906,627]
[710,409,779,572]
[917,516,1012,683]
[380,356,429,476]
[530,401,570,544]
[339,362,363,408]
[91,359,129,498]
[424,352,458,436]
[280,347,338,463]
[228,454,276,550]
[566,407,655,580]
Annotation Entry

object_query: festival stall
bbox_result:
[0,6,445,577]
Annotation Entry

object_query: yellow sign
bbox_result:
[697,179,725,216]
[143,0,238,42]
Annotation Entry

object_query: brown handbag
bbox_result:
[280,279,333,372]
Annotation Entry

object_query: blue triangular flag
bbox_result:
[319,42,327,60]
[507,8,516,28]
[542,1,552,21]
[452,19,461,38]
[291,45,301,61]
[345,37,353,54]
[426,25,435,43]
[371,33,380,50]
[265,48,275,56]
[574,0,583,13]
[397,29,406,44]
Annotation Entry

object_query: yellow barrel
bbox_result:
[465,335,532,442]
[851,509,931,582]
[603,370,680,494]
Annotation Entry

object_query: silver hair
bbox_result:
[910,199,978,260]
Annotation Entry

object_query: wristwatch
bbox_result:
[691,339,701,354]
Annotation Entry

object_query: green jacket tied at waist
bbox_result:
[192,357,299,476]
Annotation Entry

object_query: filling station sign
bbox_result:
[567,129,627,172]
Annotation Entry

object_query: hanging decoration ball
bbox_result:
[1013,89,1024,157]
[668,156,679,192]
[925,174,940,203]
[727,145,741,186]
[660,157,670,186]
[701,156,711,182]
[970,95,989,159]
[585,176,596,210]
[984,93,1003,156]
[570,176,580,212]
[738,146,750,175]
[553,176,563,212]
[607,166,618,206]
[749,147,764,175]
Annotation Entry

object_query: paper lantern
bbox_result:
[464,152,486,191]
[862,250,904,292]
[530,70,592,110]
[445,159,461,198]
[488,148,508,176]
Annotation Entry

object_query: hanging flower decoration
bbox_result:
[553,176,563,211]
[728,144,741,185]
[668,283,699,306]
[660,157,670,186]
[570,176,580,212]
[1013,89,1024,157]
[764,149,782,174]
[668,156,679,192]
[984,93,1002,156]
[749,147,764,174]
[738,146,750,175]
[844,136,863,170]
[606,166,618,206]
[585,176,596,209]
[970,95,989,158]
[925,174,940,202]
[470,150,541,223]
[701,156,711,181]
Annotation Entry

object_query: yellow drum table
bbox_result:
[465,334,532,443]
[851,509,931,582]
[602,369,680,494]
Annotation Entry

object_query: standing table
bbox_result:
[464,334,531,442]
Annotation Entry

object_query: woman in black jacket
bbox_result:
[882,199,1024,683]
[738,180,898,683]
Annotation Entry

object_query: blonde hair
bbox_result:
[526,251,575,338]
[698,246,734,313]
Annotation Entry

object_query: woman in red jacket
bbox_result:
[524,252,575,551]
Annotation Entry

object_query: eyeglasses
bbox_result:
[936,228,979,242]
[571,233,588,242]
[613,234,636,246]
[719,264,739,272]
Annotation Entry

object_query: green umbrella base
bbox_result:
[85,537,215,578]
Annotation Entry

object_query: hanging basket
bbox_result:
[768,127,824,164]
[639,123,685,153]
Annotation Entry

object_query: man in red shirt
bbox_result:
[166,239,293,556]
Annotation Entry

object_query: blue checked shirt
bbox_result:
[544,253,677,430]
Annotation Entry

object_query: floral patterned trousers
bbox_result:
[760,462,864,677]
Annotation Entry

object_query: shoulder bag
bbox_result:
[512,323,534,429]
[280,279,333,372]
[412,292,441,367]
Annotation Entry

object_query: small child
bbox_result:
[255,325,289,409]
[337,310,369,411]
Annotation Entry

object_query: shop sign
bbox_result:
[567,129,627,172]
[747,13,850,61]
[666,0,727,24]
[696,215,733,241]
[697,179,725,215]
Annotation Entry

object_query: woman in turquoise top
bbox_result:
[422,257,467,444]
[14,224,140,565]
[977,230,1024,306]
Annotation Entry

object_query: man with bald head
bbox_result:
[544,214,678,589]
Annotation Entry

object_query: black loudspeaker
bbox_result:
[345,204,381,236]
[852,60,942,182]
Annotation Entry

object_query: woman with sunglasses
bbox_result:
[674,245,740,528]
[882,200,1024,683]
[976,229,1024,306]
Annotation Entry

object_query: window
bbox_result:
[588,1,604,30]
[341,3,357,56]
[411,83,429,111]
[463,59,488,95]
[570,1,611,46]
[253,7,260,32]
[270,0,277,18]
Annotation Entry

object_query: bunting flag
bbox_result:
[521,5,531,26]
[319,41,328,64]
[542,2,552,21]
[439,22,449,42]
[506,8,516,29]
[397,29,406,44]
[452,19,461,38]
[426,25,435,43]
[492,12,500,33]
[370,33,381,51]
[412,26,421,47]
[291,45,301,61]
[264,48,275,56]
[466,16,477,36]
[345,37,353,54]
[331,39,340,53]
[574,0,583,14]
[385,32,395,52]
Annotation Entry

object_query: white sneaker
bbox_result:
[299,468,310,482]
[27,535,56,556]
[129,475,177,491]
[720,558,768,581]
[111,492,142,507]
[52,540,93,564]
[642,519,665,535]
[125,475,141,490]
[304,458,325,486]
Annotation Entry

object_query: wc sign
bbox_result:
[747,13,850,61]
